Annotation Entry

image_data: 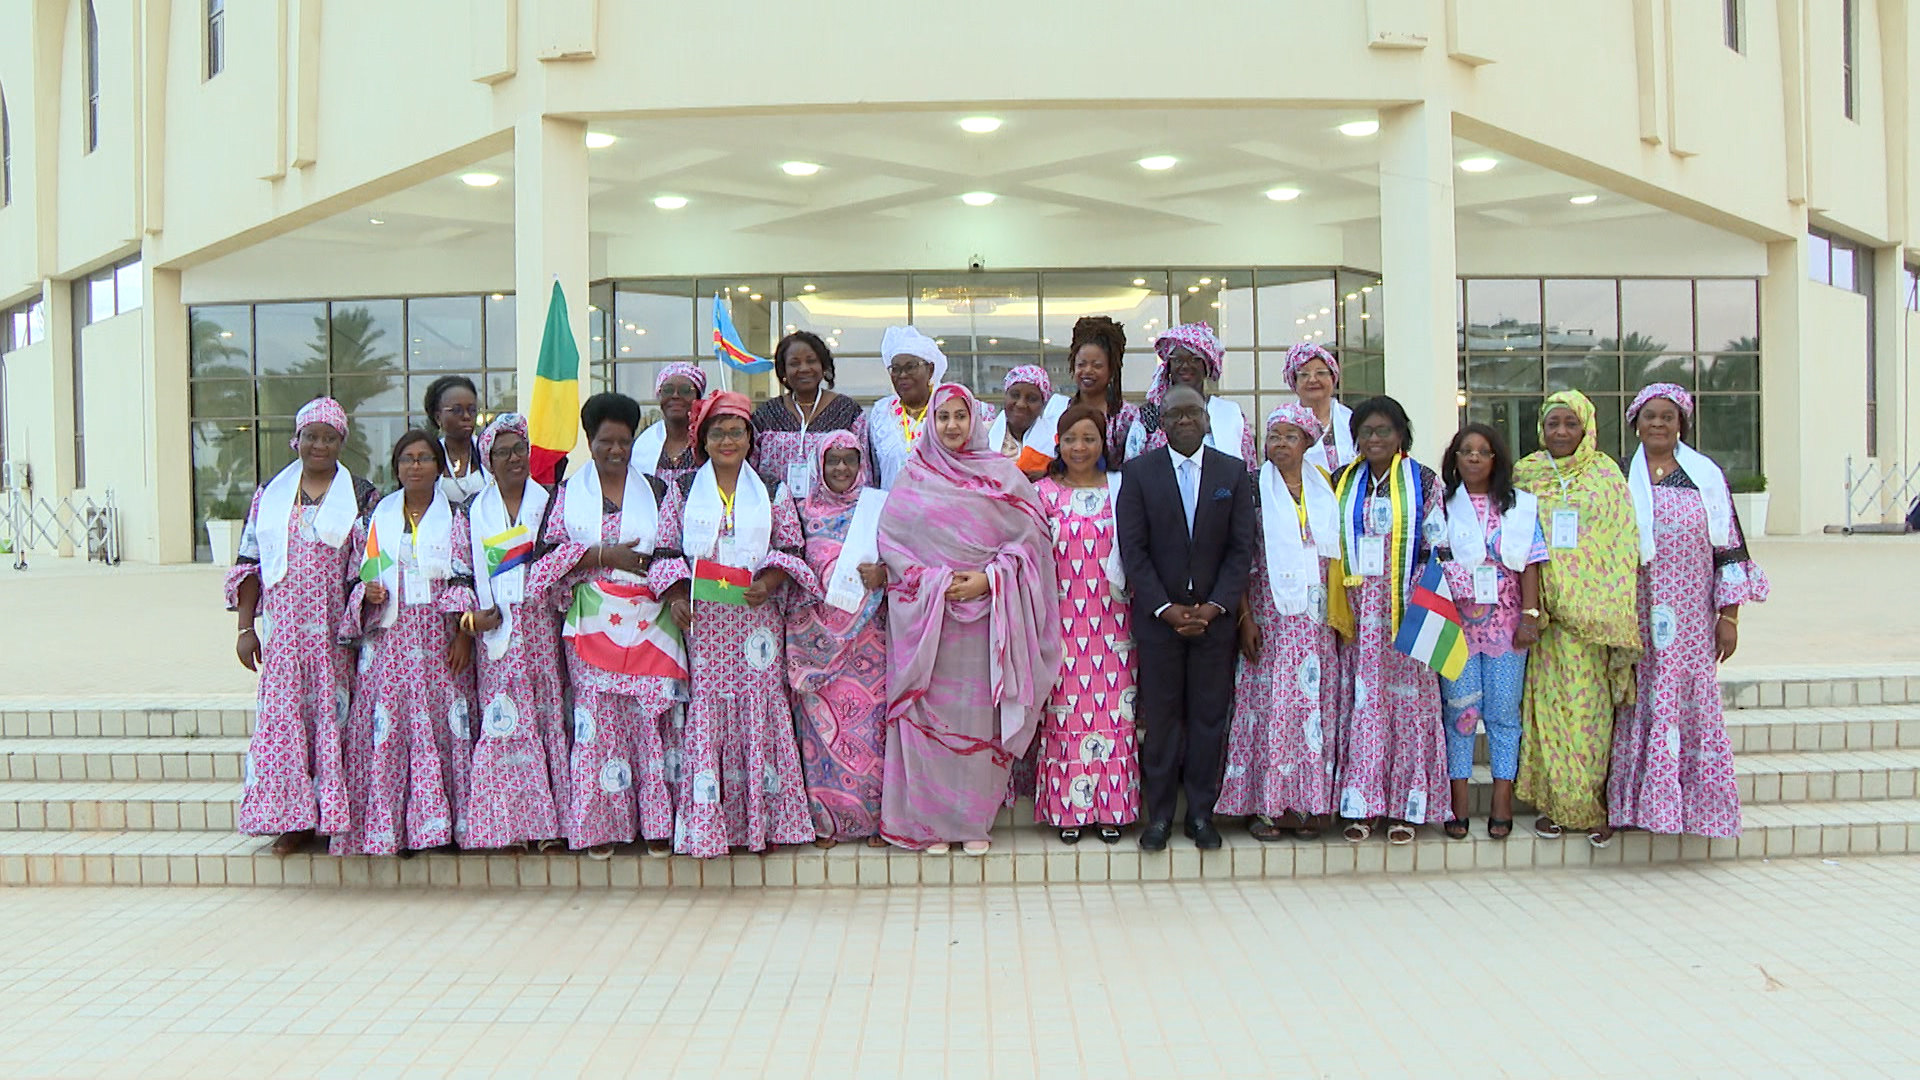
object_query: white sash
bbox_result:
[1102,472,1128,590]
[368,489,453,630]
[257,461,357,588]
[683,462,777,572]
[824,489,890,613]
[1303,399,1355,473]
[633,420,670,477]
[1445,486,1539,573]
[1629,442,1731,564]
[563,462,658,582]
[986,393,1070,461]
[469,479,550,661]
[1206,397,1246,461]
[1259,461,1340,616]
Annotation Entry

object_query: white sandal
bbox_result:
[961,840,990,856]
[925,842,951,855]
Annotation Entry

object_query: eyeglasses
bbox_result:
[397,454,440,468]
[888,361,931,376]
[1454,448,1494,460]
[438,404,479,419]
[1356,424,1398,440]
[490,443,530,461]
[658,383,701,399]
[706,426,751,443]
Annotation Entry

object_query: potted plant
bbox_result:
[204,493,250,567]
[1729,474,1768,537]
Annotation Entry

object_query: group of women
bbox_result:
[226,319,1767,861]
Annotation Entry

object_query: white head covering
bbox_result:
[880,325,948,384]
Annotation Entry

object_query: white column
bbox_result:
[146,265,193,562]
[1759,237,1811,533]
[1375,102,1459,455]
[513,116,591,458]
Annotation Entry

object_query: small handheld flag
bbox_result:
[711,294,774,374]
[691,558,753,606]
[483,524,533,578]
[359,521,393,584]
[1392,559,1470,680]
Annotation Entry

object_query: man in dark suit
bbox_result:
[1116,384,1256,851]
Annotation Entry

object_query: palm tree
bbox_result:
[254,306,401,480]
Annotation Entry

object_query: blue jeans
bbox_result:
[1441,650,1526,783]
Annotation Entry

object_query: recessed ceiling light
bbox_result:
[1338,120,1379,137]
[490,293,504,301]
[785,324,796,332]
[1569,193,1599,205]
[1187,286,1200,293]
[988,338,999,345]
[749,293,762,301]
[781,161,821,176]
[636,328,646,335]
[1042,338,1050,345]
[1265,186,1302,201]
[461,172,501,187]
[1199,277,1212,285]
[1320,307,1331,315]
[960,191,996,206]
[585,132,617,149]
[1458,157,1498,173]
[219,331,234,338]
[368,217,385,225]
[802,284,817,292]
[736,285,751,293]
[653,195,688,209]
[1137,155,1178,171]
[831,329,842,335]
[1132,278,1146,286]
[959,116,1002,134]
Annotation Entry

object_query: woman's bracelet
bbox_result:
[1718,613,1739,624]
[237,625,256,637]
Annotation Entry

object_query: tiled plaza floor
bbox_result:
[1,855,1917,1078]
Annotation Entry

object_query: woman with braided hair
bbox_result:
[1064,315,1140,469]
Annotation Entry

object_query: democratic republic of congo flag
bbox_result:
[527,280,581,485]
[711,293,775,374]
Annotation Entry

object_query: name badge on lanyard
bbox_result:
[787,461,812,498]
[1551,509,1580,549]
[403,568,432,606]
[1472,563,1500,604]
[1357,535,1387,577]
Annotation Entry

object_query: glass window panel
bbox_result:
[1699,352,1759,392]
[405,373,483,421]
[484,372,518,414]
[1695,279,1758,352]
[778,273,909,372]
[1544,280,1616,351]
[1168,271,1247,347]
[697,277,780,362]
[484,293,517,369]
[189,379,254,418]
[1832,245,1857,291]
[1624,353,1696,391]
[114,261,142,313]
[191,419,257,521]
[612,363,661,405]
[1338,272,1384,352]
[587,283,614,364]
[337,414,411,492]
[910,273,1040,357]
[1619,279,1691,354]
[1466,397,1542,459]
[974,354,1044,402]
[407,296,483,371]
[1468,354,1544,392]
[88,273,115,323]
[1589,397,1626,462]
[329,374,407,415]
[255,302,329,376]
[1339,351,1386,398]
[1464,280,1541,353]
[1255,270,1336,349]
[616,280,698,359]
[1039,271,1167,363]
[1695,395,1761,481]
[1217,351,1255,394]
[1546,353,1619,394]
[254,376,330,418]
[1808,233,1832,283]
[255,417,298,479]
[329,301,404,392]
[189,305,252,377]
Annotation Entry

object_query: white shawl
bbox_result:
[683,462,779,572]
[563,462,658,581]
[469,479,550,660]
[367,489,453,630]
[1258,461,1339,616]
[986,393,1070,461]
[632,420,670,477]
[1206,396,1246,461]
[1445,486,1540,573]
[823,489,890,613]
[1629,442,1731,564]
[1303,399,1355,473]
[256,461,357,588]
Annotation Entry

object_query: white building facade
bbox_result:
[0,0,1916,562]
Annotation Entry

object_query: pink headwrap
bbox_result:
[477,412,527,464]
[1626,382,1694,423]
[290,397,348,450]
[655,362,709,398]
[688,389,754,463]
[1146,322,1225,405]
[806,429,870,514]
[1264,402,1324,444]
[1283,342,1340,389]
[1002,365,1052,398]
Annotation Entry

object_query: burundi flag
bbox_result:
[691,559,752,606]
[563,579,688,679]
[711,293,775,374]
[482,524,533,578]
[527,280,581,486]
[359,520,393,584]
[1392,559,1470,680]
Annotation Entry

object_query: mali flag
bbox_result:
[526,280,581,485]
[359,520,393,584]
[691,559,752,605]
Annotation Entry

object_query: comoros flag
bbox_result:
[483,524,533,577]
[563,578,688,679]
[1392,559,1470,681]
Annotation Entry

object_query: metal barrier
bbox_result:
[1842,456,1920,532]
[1,487,121,567]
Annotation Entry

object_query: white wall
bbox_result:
[72,309,158,558]
[0,338,59,496]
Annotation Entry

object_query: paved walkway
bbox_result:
[0,856,1915,1078]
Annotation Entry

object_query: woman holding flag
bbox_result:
[1328,396,1451,845]
[461,414,573,851]
[544,392,683,859]
[335,431,479,856]
[656,390,820,858]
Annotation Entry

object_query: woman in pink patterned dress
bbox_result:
[227,398,379,855]
[787,431,891,847]
[462,414,573,851]
[751,331,868,498]
[1610,384,1769,838]
[1219,404,1342,841]
[657,390,820,858]
[1033,405,1140,843]
[334,431,478,856]
[1127,322,1256,466]
[1329,396,1450,845]
[543,392,682,858]
[632,363,704,485]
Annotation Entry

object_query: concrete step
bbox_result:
[0,797,1911,889]
[0,781,237,832]
[0,738,248,782]
[0,706,252,739]
[1721,670,1920,711]
[1724,704,1920,754]
[1449,744,1920,815]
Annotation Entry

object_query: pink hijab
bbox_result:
[877,384,1062,756]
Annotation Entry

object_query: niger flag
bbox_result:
[527,280,581,485]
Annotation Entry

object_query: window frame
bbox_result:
[1842,0,1858,120]
[82,0,100,153]
[1723,0,1745,53]
[1,82,11,207]
[206,0,225,80]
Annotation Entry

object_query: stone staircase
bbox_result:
[1,671,1917,889]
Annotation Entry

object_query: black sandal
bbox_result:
[1059,828,1082,845]
[1098,826,1122,844]
[1443,818,1470,841]
[1487,818,1513,841]
[1248,817,1288,843]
